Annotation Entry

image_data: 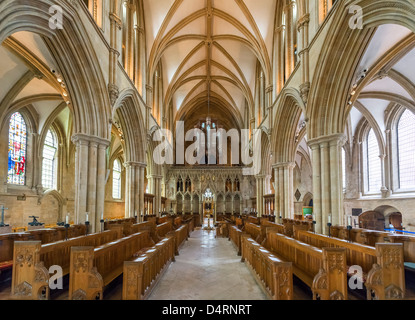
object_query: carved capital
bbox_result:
[108,83,120,106]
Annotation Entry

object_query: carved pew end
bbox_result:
[68,247,103,300]
[11,241,50,300]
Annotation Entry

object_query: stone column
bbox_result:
[124,161,146,220]
[308,134,346,235]
[72,134,110,233]
[273,162,295,222]
[124,2,135,77]
[274,25,285,95]
[255,175,265,217]
[146,85,153,129]
[284,1,295,79]
[266,85,273,128]
[108,12,121,106]
[297,13,310,104]
[138,164,146,222]
[150,174,162,216]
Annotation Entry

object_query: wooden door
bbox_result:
[358,211,385,231]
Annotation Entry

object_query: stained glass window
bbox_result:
[113,159,122,199]
[367,129,382,193]
[8,112,27,185]
[397,109,415,189]
[204,188,213,199]
[42,129,58,189]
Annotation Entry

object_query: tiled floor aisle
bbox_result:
[148,226,268,300]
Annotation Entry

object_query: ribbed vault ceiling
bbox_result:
[144,0,277,124]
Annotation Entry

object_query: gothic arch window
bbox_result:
[234,178,240,192]
[397,109,415,189]
[366,128,382,193]
[8,112,27,185]
[112,159,122,199]
[177,177,183,192]
[185,177,191,192]
[42,129,58,190]
[225,177,232,192]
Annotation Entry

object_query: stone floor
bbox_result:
[148,227,269,300]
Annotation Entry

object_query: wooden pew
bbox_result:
[68,231,154,300]
[156,221,173,239]
[332,225,415,263]
[244,222,265,244]
[295,230,377,276]
[295,229,406,300]
[229,225,243,255]
[240,233,293,300]
[388,234,415,263]
[173,216,182,228]
[215,221,229,238]
[331,225,389,246]
[247,216,260,225]
[366,243,406,300]
[266,231,348,300]
[235,218,244,228]
[192,214,202,227]
[167,224,189,255]
[157,216,168,224]
[10,230,119,300]
[122,235,176,300]
[0,224,87,273]
[0,233,31,272]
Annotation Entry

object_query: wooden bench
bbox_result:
[10,230,120,300]
[388,234,415,263]
[247,216,260,225]
[122,235,176,300]
[157,216,168,224]
[240,234,293,300]
[244,222,264,244]
[156,221,173,239]
[260,220,285,233]
[228,225,243,255]
[167,224,189,255]
[295,229,406,300]
[0,232,31,272]
[1,225,88,270]
[68,231,154,300]
[265,231,348,300]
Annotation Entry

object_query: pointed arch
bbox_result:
[307,0,415,140]
[0,0,111,139]
[113,88,147,164]
[271,87,306,163]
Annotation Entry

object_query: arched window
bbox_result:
[8,112,27,185]
[397,109,415,189]
[42,129,58,190]
[366,129,382,193]
[112,159,122,199]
